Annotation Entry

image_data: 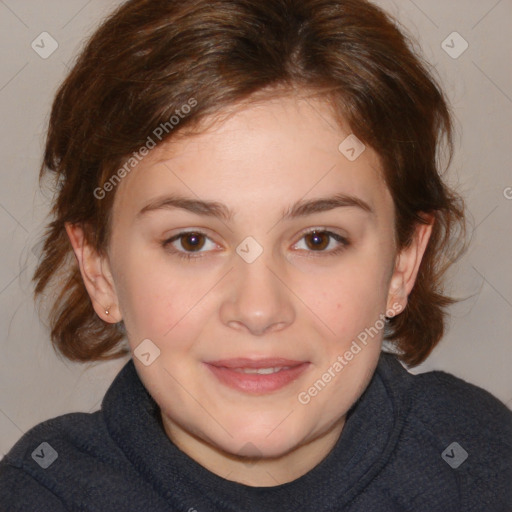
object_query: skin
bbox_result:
[66,94,432,487]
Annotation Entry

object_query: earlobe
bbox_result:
[386,216,434,314]
[64,222,121,323]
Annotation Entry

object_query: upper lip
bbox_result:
[205,358,307,369]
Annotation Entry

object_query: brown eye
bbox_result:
[179,232,206,252]
[162,230,218,261]
[293,229,350,257]
[304,230,330,251]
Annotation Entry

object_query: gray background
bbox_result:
[0,0,511,458]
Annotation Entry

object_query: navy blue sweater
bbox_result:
[1,352,511,511]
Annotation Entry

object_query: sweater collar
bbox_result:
[103,351,412,511]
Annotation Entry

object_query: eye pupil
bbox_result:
[182,232,204,251]
[306,231,329,251]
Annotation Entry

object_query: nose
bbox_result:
[219,252,295,336]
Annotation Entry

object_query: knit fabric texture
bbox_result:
[1,351,511,511]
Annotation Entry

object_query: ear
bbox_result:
[386,215,434,316]
[65,222,121,323]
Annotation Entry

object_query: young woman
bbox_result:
[1,0,510,510]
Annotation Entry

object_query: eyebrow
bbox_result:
[136,192,374,221]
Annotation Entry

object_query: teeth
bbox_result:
[231,366,291,374]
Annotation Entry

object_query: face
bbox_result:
[71,94,427,475]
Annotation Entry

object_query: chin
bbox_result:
[216,422,308,460]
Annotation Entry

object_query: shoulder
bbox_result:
[408,366,512,444]
[0,410,128,509]
[0,359,164,510]
[397,363,512,510]
[1,408,118,469]
[378,352,511,441]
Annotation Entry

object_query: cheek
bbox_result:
[112,249,177,339]
[115,250,215,353]
[295,257,390,342]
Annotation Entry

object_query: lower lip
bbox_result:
[205,363,310,394]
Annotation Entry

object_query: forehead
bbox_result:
[112,95,391,221]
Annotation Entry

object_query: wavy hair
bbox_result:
[33,0,467,366]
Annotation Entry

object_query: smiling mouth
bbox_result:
[204,358,310,394]
[229,366,294,374]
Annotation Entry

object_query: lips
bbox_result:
[206,357,306,369]
[204,357,310,394]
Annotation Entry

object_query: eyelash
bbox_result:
[162,229,350,261]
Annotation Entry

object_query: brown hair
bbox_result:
[33,0,466,366]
